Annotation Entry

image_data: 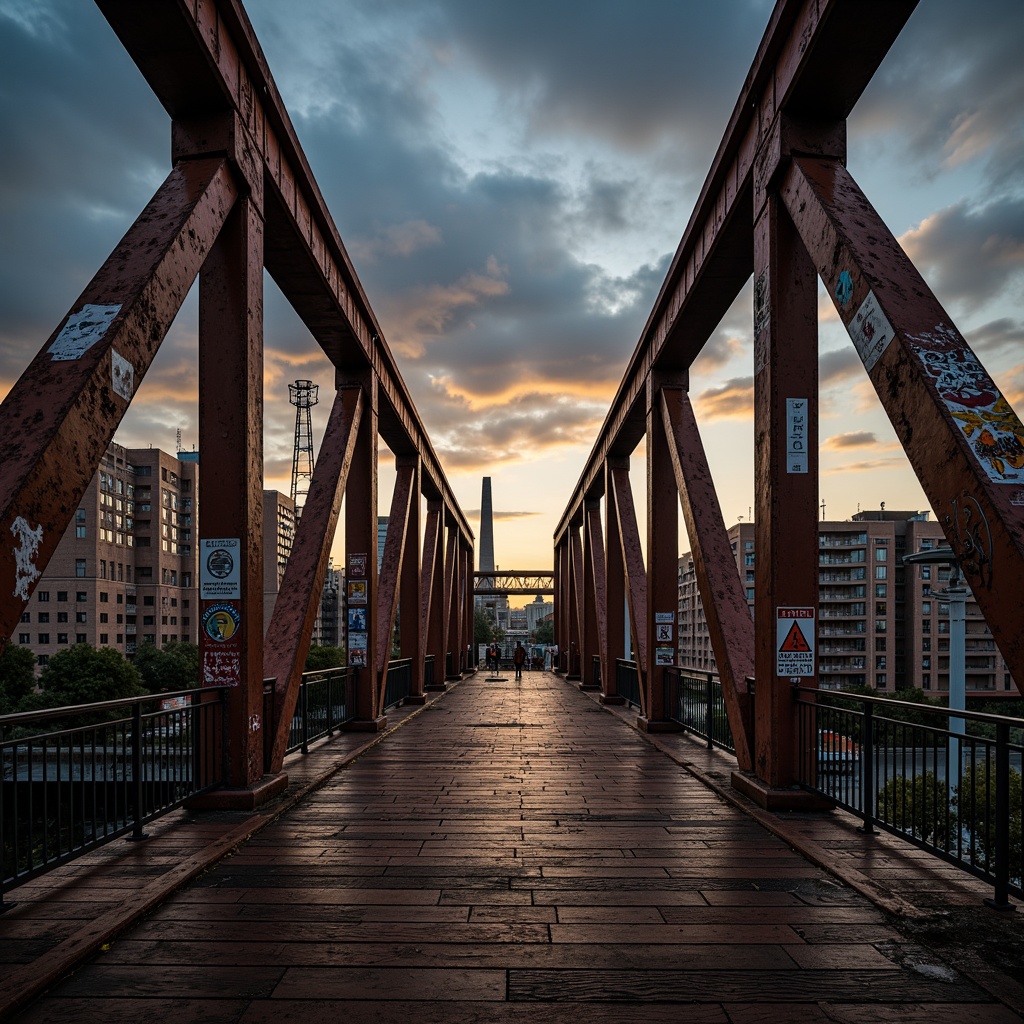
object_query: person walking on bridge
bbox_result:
[513,642,526,681]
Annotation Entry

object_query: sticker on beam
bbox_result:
[48,303,121,361]
[846,291,894,372]
[111,350,134,400]
[11,516,43,599]
[786,398,809,473]
[908,323,1024,484]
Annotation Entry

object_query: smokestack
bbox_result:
[480,477,495,572]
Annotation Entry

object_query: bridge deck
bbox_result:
[4,671,1022,1021]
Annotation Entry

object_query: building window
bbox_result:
[875,584,886,598]
[57,633,68,644]
[875,637,886,651]
[100,592,108,603]
[921,566,931,580]
[76,591,87,602]
[923,656,931,669]
[876,674,887,687]
[100,613,108,623]
[57,612,68,623]
[20,613,29,623]
[875,602,886,616]
[922,638,931,651]
[76,634,87,643]
[76,612,87,623]
[875,547,887,561]
[875,566,887,579]
[56,591,67,602]
[144,596,155,606]
[38,612,49,623]
[100,634,108,644]
[75,559,86,577]
[37,591,49,602]
[922,674,931,689]
[18,633,29,644]
[876,656,886,670]
[922,620,931,633]
[37,655,48,667]
[38,634,49,645]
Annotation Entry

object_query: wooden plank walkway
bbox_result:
[5,670,1024,1022]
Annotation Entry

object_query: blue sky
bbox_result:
[1,0,1022,570]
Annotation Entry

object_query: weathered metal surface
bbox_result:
[752,192,820,787]
[555,0,917,545]
[420,502,442,674]
[376,461,414,709]
[569,524,585,677]
[580,501,601,687]
[442,521,458,678]
[659,388,754,770]
[584,501,609,687]
[602,459,627,700]
[197,193,265,788]
[263,386,363,771]
[0,158,235,645]
[609,465,648,697]
[345,374,382,726]
[784,156,1024,691]
[400,458,424,696]
[97,0,473,551]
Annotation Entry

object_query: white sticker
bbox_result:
[111,350,134,399]
[847,291,895,372]
[48,303,122,361]
[786,398,809,473]
[11,516,43,599]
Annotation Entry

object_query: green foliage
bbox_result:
[133,640,200,694]
[305,645,346,671]
[532,619,554,645]
[474,607,497,645]
[36,644,144,708]
[0,643,38,714]
[876,770,953,846]
[952,763,1023,875]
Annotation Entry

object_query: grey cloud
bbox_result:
[820,346,863,386]
[825,432,878,450]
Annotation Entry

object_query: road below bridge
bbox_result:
[9,670,1023,1021]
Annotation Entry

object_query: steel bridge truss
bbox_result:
[554,0,1024,793]
[474,572,555,596]
[0,0,475,800]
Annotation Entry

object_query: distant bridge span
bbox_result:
[474,572,554,596]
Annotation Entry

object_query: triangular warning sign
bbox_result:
[780,621,811,652]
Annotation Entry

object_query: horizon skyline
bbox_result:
[2,1,1022,572]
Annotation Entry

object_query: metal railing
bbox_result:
[383,659,413,710]
[262,667,353,767]
[424,654,435,689]
[794,688,1024,908]
[2,687,228,899]
[666,669,737,755]
[615,659,641,709]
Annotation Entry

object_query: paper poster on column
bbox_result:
[776,607,814,677]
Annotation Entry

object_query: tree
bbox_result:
[533,618,554,645]
[0,643,37,714]
[474,607,497,646]
[305,646,346,671]
[953,762,1022,879]
[134,640,200,694]
[35,645,145,709]
[876,771,953,847]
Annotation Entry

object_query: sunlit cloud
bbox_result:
[694,376,753,420]
[349,219,443,262]
[824,431,881,450]
[823,457,907,474]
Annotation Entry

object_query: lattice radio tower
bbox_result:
[289,379,319,514]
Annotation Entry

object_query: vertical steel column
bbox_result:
[610,461,648,713]
[344,372,385,731]
[401,459,425,701]
[443,518,459,679]
[568,523,585,679]
[376,459,415,712]
[553,540,568,673]
[641,375,681,730]
[579,499,604,690]
[752,136,821,788]
[197,190,266,790]
[423,501,446,690]
[463,541,475,670]
[602,460,626,704]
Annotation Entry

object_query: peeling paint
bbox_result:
[11,516,43,599]
[111,350,134,399]
[846,290,894,372]
[47,303,121,361]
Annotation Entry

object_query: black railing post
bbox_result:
[705,673,714,750]
[984,720,1013,911]
[858,702,876,835]
[128,702,148,841]
[300,680,309,755]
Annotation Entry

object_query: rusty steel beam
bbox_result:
[97,0,472,550]
[783,156,1024,691]
[660,388,754,769]
[609,465,648,696]
[423,502,446,687]
[569,524,585,678]
[376,460,415,706]
[0,157,236,647]
[555,0,917,545]
[584,501,609,690]
[263,386,363,771]
[400,458,424,699]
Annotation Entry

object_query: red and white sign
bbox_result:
[776,607,815,677]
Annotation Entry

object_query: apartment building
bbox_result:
[262,490,296,631]
[677,510,1015,696]
[16,444,198,668]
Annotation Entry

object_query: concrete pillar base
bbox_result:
[344,716,389,733]
[184,772,289,812]
[600,694,625,705]
[425,681,448,692]
[403,693,428,705]
[731,771,835,811]
[637,716,682,734]
[578,682,601,691]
